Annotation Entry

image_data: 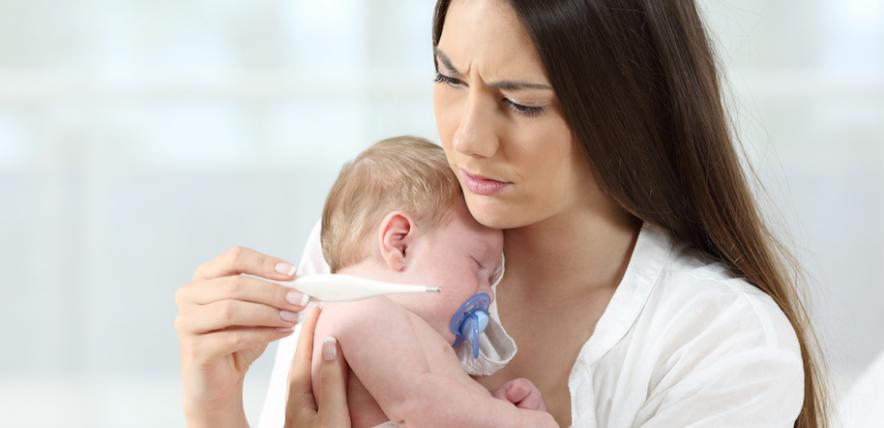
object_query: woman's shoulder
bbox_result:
[646,244,801,354]
[594,241,806,427]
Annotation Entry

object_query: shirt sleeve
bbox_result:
[632,286,805,428]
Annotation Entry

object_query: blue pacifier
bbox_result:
[450,293,492,358]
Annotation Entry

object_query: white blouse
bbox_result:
[258,221,804,427]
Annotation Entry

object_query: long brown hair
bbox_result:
[433,1,829,426]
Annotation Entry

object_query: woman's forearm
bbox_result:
[185,406,248,428]
[183,387,249,428]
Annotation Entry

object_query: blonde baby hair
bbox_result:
[321,136,461,272]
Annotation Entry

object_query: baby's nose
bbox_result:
[481,283,495,302]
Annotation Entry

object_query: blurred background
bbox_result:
[0,0,881,426]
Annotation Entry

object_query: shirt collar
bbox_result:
[573,220,674,366]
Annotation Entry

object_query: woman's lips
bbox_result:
[461,169,511,196]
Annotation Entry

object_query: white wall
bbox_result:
[1,1,881,426]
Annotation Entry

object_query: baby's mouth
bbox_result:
[449,293,492,358]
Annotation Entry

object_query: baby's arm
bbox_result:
[321,298,557,428]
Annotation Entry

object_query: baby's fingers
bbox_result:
[508,379,546,411]
[494,378,547,411]
[492,379,515,401]
[505,380,531,404]
[516,388,546,411]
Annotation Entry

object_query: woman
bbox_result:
[176,0,829,426]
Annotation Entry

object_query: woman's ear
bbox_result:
[377,211,414,272]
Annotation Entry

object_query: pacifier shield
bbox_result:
[450,293,491,358]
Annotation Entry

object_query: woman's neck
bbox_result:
[502,198,641,300]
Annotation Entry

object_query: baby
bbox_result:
[309,136,555,427]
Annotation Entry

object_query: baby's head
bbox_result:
[321,136,503,343]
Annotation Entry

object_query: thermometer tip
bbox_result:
[426,286,442,293]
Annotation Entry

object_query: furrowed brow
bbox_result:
[488,80,552,91]
[434,48,463,77]
[435,48,552,91]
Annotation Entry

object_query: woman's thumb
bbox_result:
[318,336,351,426]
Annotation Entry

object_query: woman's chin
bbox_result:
[464,194,521,229]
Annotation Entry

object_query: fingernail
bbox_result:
[280,310,299,322]
[322,336,337,361]
[275,262,296,276]
[276,327,294,333]
[286,291,310,307]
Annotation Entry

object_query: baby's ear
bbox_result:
[377,211,414,272]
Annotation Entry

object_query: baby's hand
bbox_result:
[491,378,547,411]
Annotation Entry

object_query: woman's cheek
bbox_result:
[434,92,459,142]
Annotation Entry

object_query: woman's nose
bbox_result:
[452,93,500,158]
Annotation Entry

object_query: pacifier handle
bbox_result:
[463,310,490,358]
[450,293,492,358]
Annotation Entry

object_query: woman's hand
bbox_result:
[175,246,310,428]
[284,304,352,427]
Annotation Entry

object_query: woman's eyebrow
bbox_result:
[434,47,552,91]
[490,80,552,91]
[435,47,464,77]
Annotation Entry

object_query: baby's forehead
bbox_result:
[431,205,503,253]
[465,227,501,247]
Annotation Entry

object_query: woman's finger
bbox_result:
[185,326,294,363]
[176,274,309,312]
[286,304,323,424]
[192,245,297,282]
[176,299,299,334]
[317,336,351,427]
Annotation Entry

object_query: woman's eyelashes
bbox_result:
[503,98,545,117]
[434,72,463,87]
[434,72,546,117]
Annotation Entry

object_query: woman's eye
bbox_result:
[434,73,464,87]
[435,72,544,117]
[503,98,545,117]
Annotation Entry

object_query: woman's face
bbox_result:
[433,0,597,229]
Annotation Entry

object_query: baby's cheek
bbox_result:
[429,296,460,339]
[434,296,455,321]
